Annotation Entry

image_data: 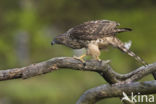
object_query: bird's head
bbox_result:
[51,34,67,45]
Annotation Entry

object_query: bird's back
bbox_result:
[69,20,131,40]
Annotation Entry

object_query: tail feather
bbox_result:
[120,47,147,66]
[110,37,156,80]
[111,37,147,66]
[116,28,132,33]
[119,44,156,80]
[125,48,156,79]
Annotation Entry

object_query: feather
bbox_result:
[115,28,132,33]
[69,20,131,40]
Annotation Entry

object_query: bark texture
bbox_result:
[0,57,156,104]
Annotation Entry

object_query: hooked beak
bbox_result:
[51,41,55,45]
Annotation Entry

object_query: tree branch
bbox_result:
[0,57,112,81]
[0,57,156,83]
[1,57,156,104]
[77,80,156,104]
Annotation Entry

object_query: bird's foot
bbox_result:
[96,56,102,62]
[97,58,101,62]
[73,55,86,63]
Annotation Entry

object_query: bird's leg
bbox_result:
[87,43,101,62]
[73,54,86,63]
[96,56,101,61]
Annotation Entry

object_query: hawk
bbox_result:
[51,19,156,79]
[51,20,146,66]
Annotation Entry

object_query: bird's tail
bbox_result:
[115,28,132,33]
[112,37,147,66]
[118,45,147,66]
[111,37,156,79]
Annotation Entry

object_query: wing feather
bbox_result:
[69,20,119,40]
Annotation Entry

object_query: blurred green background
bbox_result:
[0,0,156,104]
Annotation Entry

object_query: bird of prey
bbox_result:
[51,19,156,79]
[51,20,146,66]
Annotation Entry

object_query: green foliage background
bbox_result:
[0,0,156,104]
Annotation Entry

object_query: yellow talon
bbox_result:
[96,56,101,61]
[73,54,86,63]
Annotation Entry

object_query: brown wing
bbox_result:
[69,20,119,40]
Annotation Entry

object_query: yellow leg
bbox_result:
[96,56,101,61]
[73,54,86,63]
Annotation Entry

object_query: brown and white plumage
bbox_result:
[69,20,131,40]
[51,20,147,65]
[51,19,156,79]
